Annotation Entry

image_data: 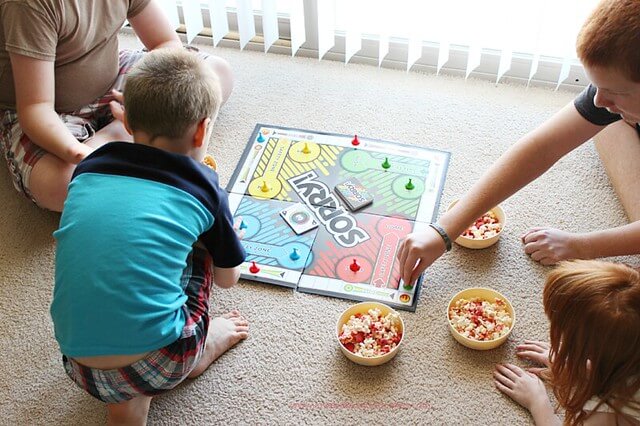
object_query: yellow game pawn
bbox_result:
[260,181,269,192]
[302,142,311,154]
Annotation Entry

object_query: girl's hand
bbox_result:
[516,340,552,376]
[494,364,549,411]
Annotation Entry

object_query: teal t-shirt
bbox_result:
[51,143,246,357]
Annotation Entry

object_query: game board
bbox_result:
[227,124,450,311]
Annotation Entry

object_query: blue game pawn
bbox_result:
[289,248,300,261]
[239,220,248,230]
[257,133,265,143]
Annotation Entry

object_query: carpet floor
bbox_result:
[0,33,634,425]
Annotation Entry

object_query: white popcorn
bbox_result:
[448,297,512,341]
[339,308,403,357]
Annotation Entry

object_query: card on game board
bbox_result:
[280,203,319,235]
[334,177,374,211]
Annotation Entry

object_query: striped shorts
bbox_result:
[62,243,213,404]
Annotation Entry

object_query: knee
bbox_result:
[206,56,234,105]
[30,166,73,213]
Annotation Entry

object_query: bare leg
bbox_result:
[594,120,640,222]
[106,395,152,426]
[204,55,234,105]
[188,310,249,378]
[28,120,133,212]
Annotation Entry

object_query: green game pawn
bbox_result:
[381,157,391,170]
[405,178,415,190]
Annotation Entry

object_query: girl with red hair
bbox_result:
[494,260,640,425]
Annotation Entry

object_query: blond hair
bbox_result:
[544,260,640,425]
[576,0,640,81]
[124,48,222,139]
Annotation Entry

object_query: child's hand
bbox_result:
[233,217,245,240]
[109,90,125,123]
[397,227,448,286]
[494,363,549,411]
[521,227,587,265]
[516,340,552,376]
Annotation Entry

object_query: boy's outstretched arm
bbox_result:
[9,53,93,164]
[398,103,604,285]
[128,0,183,51]
[522,221,640,264]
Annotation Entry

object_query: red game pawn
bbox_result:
[349,259,361,272]
[249,261,260,274]
[351,135,360,146]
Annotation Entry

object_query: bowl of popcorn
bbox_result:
[336,302,404,366]
[448,200,506,249]
[447,287,515,350]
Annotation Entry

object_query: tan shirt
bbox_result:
[0,0,150,112]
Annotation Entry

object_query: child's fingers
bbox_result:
[494,380,514,397]
[233,216,243,229]
[516,350,540,359]
[111,89,124,103]
[521,227,545,243]
[516,342,547,353]
[397,239,408,267]
[503,363,525,376]
[526,367,547,377]
[523,340,549,347]
[495,364,520,382]
[539,257,557,266]
[517,351,550,366]
[109,100,125,122]
[493,368,515,390]
[401,252,418,287]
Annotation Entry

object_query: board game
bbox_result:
[227,124,450,311]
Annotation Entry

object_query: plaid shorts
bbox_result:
[0,47,209,204]
[62,242,213,404]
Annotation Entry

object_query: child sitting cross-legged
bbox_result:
[50,48,248,425]
[494,260,640,425]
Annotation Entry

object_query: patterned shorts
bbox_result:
[62,243,213,404]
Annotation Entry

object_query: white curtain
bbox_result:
[158,0,599,86]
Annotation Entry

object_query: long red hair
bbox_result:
[543,260,640,425]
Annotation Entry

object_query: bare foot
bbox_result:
[188,310,248,378]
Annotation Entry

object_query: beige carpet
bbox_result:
[0,34,635,425]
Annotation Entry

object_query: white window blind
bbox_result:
[157,0,600,87]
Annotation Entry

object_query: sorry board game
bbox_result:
[227,124,450,311]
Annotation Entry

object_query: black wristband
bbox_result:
[428,223,452,252]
